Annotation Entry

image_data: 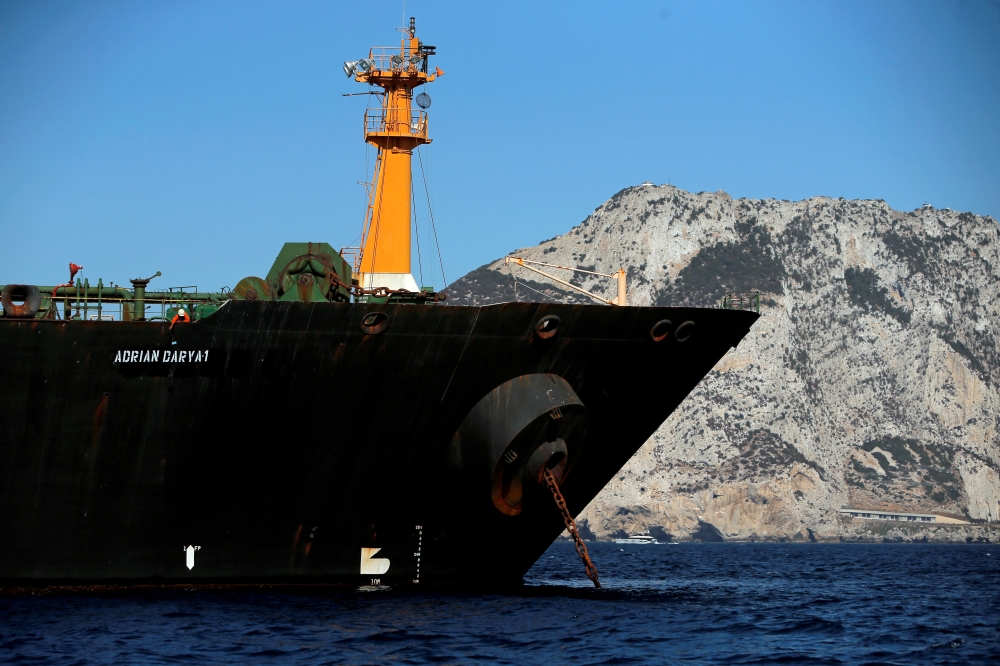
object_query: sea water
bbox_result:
[1,542,997,664]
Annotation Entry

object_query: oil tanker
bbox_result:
[0,19,758,588]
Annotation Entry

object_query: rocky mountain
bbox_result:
[445,184,1000,542]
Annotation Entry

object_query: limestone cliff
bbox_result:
[446,184,1000,541]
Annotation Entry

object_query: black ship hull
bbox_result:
[0,301,756,586]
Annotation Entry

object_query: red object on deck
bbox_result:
[69,263,83,281]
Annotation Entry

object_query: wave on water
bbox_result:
[1,543,997,665]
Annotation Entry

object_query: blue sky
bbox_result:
[1,0,998,290]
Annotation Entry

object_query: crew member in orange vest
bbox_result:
[170,308,190,332]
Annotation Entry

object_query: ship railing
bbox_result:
[0,280,227,322]
[366,47,426,73]
[364,108,428,139]
[720,291,761,314]
[339,247,361,274]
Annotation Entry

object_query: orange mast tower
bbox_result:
[345,17,441,292]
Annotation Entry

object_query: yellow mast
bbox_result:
[348,18,441,291]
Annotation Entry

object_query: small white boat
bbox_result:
[614,532,660,545]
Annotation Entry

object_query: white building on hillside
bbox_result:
[839,508,969,525]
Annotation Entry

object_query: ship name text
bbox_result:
[114,350,210,363]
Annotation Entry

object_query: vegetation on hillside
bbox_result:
[653,218,785,307]
[443,263,589,306]
[844,267,911,324]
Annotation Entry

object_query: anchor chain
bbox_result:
[542,467,600,588]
